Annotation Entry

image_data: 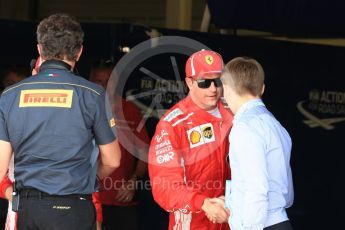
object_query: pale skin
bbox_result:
[97,140,122,179]
[5,184,13,201]
[185,73,222,111]
[202,196,230,224]
[221,74,265,115]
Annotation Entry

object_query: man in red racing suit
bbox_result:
[149,50,233,230]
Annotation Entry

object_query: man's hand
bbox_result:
[201,197,229,224]
[96,221,102,230]
[116,178,136,202]
[97,140,121,179]
[5,185,13,202]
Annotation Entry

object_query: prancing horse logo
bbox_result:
[205,55,213,65]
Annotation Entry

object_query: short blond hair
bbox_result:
[222,57,265,97]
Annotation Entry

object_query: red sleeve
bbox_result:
[148,121,207,213]
[0,175,12,199]
[92,192,103,223]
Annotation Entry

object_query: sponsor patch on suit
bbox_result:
[187,123,215,148]
[19,89,73,108]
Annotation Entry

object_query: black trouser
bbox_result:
[17,189,96,230]
[0,198,8,229]
[102,205,138,230]
[264,220,293,230]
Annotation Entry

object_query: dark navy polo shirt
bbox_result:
[0,61,116,195]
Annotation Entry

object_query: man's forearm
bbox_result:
[97,139,121,179]
[0,140,13,183]
[97,162,117,180]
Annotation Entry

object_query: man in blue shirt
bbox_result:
[220,57,294,230]
[0,14,121,230]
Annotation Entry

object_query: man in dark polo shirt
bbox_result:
[0,14,121,230]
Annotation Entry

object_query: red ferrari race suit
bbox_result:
[149,95,233,230]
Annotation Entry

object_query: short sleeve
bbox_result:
[93,90,116,145]
[0,96,10,142]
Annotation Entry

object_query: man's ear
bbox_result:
[37,44,42,56]
[261,84,265,96]
[185,77,193,90]
[76,45,83,61]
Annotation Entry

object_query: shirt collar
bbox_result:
[234,98,265,122]
[184,95,233,123]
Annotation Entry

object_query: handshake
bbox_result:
[201,196,230,224]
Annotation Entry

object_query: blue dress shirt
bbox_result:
[226,99,294,230]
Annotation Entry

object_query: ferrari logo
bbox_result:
[205,55,213,65]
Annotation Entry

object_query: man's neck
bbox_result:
[41,58,75,71]
[234,95,260,114]
[62,59,75,70]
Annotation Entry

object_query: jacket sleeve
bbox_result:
[148,121,207,213]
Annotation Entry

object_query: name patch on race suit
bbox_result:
[187,123,216,148]
[19,89,73,108]
[163,108,183,122]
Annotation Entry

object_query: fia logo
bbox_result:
[297,89,345,130]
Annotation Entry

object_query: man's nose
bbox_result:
[209,81,217,91]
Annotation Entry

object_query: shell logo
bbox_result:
[190,130,201,144]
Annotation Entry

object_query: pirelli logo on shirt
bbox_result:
[19,89,73,108]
